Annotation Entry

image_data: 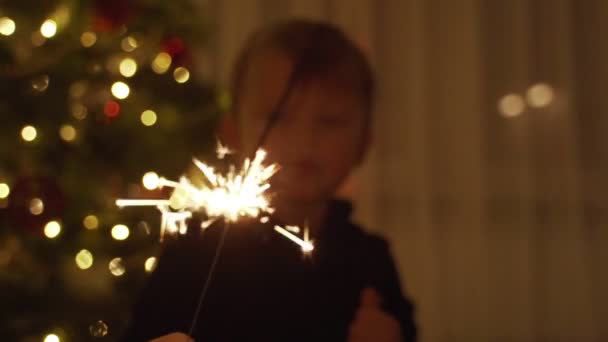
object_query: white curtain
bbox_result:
[197,0,607,340]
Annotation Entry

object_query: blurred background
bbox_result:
[1,0,607,341]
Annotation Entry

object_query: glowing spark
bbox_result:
[116,199,171,207]
[274,225,314,253]
[216,140,233,159]
[115,144,312,253]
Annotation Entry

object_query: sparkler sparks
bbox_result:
[115,144,314,252]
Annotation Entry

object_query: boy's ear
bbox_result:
[217,114,240,149]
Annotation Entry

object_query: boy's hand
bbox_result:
[149,332,194,342]
[348,287,402,342]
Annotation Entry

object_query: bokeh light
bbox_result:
[80,31,97,47]
[140,110,157,126]
[31,75,50,92]
[83,215,99,230]
[498,94,525,118]
[21,125,37,142]
[121,36,138,52]
[526,83,554,108]
[142,172,160,190]
[59,124,77,142]
[0,183,10,199]
[71,103,88,120]
[44,221,61,239]
[89,320,109,337]
[119,58,138,77]
[40,19,57,38]
[75,249,94,270]
[104,100,120,117]
[151,52,172,74]
[29,198,44,215]
[109,257,126,276]
[173,67,190,83]
[111,82,130,99]
[144,257,157,273]
[111,224,129,240]
[0,17,16,36]
[43,333,60,342]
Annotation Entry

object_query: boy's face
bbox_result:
[235,49,369,204]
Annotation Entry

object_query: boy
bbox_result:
[121,19,417,341]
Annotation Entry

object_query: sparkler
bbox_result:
[115,145,313,250]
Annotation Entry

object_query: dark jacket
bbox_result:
[121,200,417,341]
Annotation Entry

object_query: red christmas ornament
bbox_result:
[162,36,192,66]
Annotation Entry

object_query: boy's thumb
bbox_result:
[359,287,382,308]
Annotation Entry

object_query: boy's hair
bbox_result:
[230,19,375,117]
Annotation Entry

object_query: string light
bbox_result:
[89,320,109,337]
[40,19,57,38]
[173,67,190,83]
[44,221,61,239]
[31,75,50,92]
[144,257,157,273]
[151,52,172,74]
[121,36,138,52]
[526,83,554,108]
[111,224,129,240]
[59,124,77,142]
[21,125,37,142]
[140,110,157,126]
[111,81,130,99]
[142,172,160,190]
[0,183,10,199]
[75,249,94,270]
[29,198,44,215]
[43,333,60,342]
[119,58,138,77]
[83,215,99,230]
[108,257,126,276]
[80,31,97,47]
[104,100,120,117]
[498,94,525,118]
[0,17,16,36]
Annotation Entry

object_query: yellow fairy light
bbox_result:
[111,81,130,100]
[21,125,37,142]
[75,249,94,270]
[142,172,160,190]
[40,19,57,38]
[83,215,99,229]
[0,183,10,199]
[0,17,16,36]
[173,67,190,83]
[71,103,88,120]
[80,31,97,47]
[151,52,172,74]
[140,110,157,126]
[121,36,138,52]
[43,333,60,342]
[111,224,129,240]
[526,83,554,108]
[29,198,44,215]
[44,221,61,239]
[108,257,126,276]
[498,94,525,118]
[59,124,77,142]
[119,58,138,77]
[144,257,157,273]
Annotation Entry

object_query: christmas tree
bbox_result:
[0,1,222,340]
